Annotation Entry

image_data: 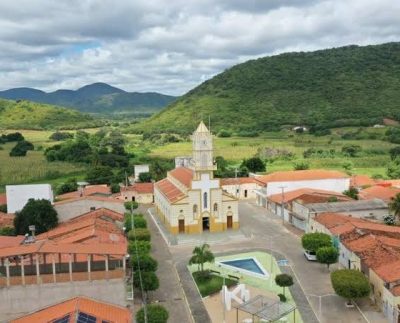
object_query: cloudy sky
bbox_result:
[0,0,399,95]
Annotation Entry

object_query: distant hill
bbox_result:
[0,99,97,129]
[134,42,400,134]
[0,83,177,114]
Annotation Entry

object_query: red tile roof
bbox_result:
[155,178,186,203]
[220,177,257,185]
[358,185,400,202]
[255,169,349,185]
[57,185,111,200]
[314,213,373,235]
[122,183,154,194]
[268,188,349,204]
[0,193,6,205]
[169,167,193,188]
[0,235,25,248]
[375,260,400,283]
[54,195,123,205]
[391,285,400,296]
[11,296,131,323]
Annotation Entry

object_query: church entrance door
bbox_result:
[178,219,185,233]
[227,216,233,229]
[202,217,210,231]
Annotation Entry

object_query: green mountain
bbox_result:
[0,99,97,129]
[0,83,177,115]
[135,42,400,134]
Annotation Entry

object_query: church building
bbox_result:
[154,122,239,234]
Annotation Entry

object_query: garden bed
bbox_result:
[192,270,237,297]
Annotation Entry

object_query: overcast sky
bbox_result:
[0,0,399,95]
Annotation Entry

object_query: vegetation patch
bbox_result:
[192,271,237,297]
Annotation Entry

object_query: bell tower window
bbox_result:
[203,192,208,209]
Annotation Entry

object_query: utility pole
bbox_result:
[278,186,286,225]
[235,168,239,198]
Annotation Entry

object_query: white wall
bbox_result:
[266,178,350,196]
[6,184,54,213]
[134,165,149,181]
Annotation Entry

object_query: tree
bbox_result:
[3,132,24,142]
[343,187,359,200]
[56,178,78,195]
[124,201,139,211]
[131,254,158,272]
[128,228,151,242]
[241,157,266,173]
[275,274,294,296]
[342,161,354,175]
[301,232,332,252]
[136,304,169,323]
[316,246,339,269]
[390,146,400,160]
[85,166,114,185]
[9,140,34,157]
[138,172,152,183]
[134,271,159,292]
[342,145,362,157]
[387,159,400,179]
[14,199,58,235]
[189,243,215,272]
[389,193,400,220]
[49,131,74,141]
[331,269,370,304]
[128,241,151,256]
[110,183,121,193]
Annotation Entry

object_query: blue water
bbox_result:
[221,258,265,275]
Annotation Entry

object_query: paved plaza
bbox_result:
[146,200,387,323]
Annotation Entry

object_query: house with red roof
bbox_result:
[154,122,238,234]
[253,169,350,209]
[0,208,128,320]
[11,296,131,323]
[220,177,259,199]
[118,182,154,204]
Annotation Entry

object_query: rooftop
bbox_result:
[57,184,112,200]
[254,169,349,185]
[169,167,193,188]
[220,177,257,185]
[156,178,186,203]
[121,182,154,194]
[268,188,348,204]
[350,175,376,188]
[374,260,400,283]
[306,198,388,213]
[11,296,131,323]
[358,185,400,202]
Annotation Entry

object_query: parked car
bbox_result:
[304,250,317,261]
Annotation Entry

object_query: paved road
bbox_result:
[145,211,193,323]
[169,201,378,323]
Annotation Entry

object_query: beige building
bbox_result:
[119,183,154,204]
[220,177,258,199]
[154,122,239,234]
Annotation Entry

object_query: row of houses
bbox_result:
[310,213,400,322]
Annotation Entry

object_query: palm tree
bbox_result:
[189,243,215,273]
[389,193,400,220]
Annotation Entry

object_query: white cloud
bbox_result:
[0,0,399,95]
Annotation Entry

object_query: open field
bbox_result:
[148,130,395,177]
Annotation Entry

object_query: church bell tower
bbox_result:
[191,121,217,179]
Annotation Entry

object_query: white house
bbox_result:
[134,164,150,182]
[6,184,54,213]
[254,169,350,207]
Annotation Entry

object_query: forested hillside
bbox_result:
[0,99,97,129]
[134,42,400,134]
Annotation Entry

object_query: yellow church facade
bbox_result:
[154,122,239,234]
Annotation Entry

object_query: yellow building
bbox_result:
[154,122,239,234]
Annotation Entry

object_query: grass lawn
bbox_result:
[192,271,237,297]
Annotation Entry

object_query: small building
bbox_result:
[358,185,400,203]
[297,198,388,231]
[175,156,193,168]
[54,196,125,222]
[57,184,112,200]
[10,296,132,323]
[220,177,258,199]
[6,184,54,213]
[254,169,350,207]
[119,182,154,204]
[134,164,150,182]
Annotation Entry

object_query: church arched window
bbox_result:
[213,203,218,212]
[193,204,198,218]
[203,192,208,209]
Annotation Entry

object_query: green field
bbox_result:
[148,129,394,177]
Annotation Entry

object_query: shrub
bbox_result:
[49,131,74,141]
[331,269,370,302]
[125,216,147,231]
[218,129,232,137]
[110,183,120,193]
[124,201,139,211]
[131,254,158,272]
[343,187,359,200]
[278,293,287,302]
[139,172,152,183]
[0,227,15,236]
[384,214,396,225]
[316,246,339,269]
[241,157,266,173]
[342,145,362,157]
[301,232,332,252]
[128,228,151,242]
[9,140,34,157]
[128,240,151,255]
[136,304,168,323]
[293,160,310,170]
[0,204,7,213]
[134,271,159,292]
[56,178,78,195]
